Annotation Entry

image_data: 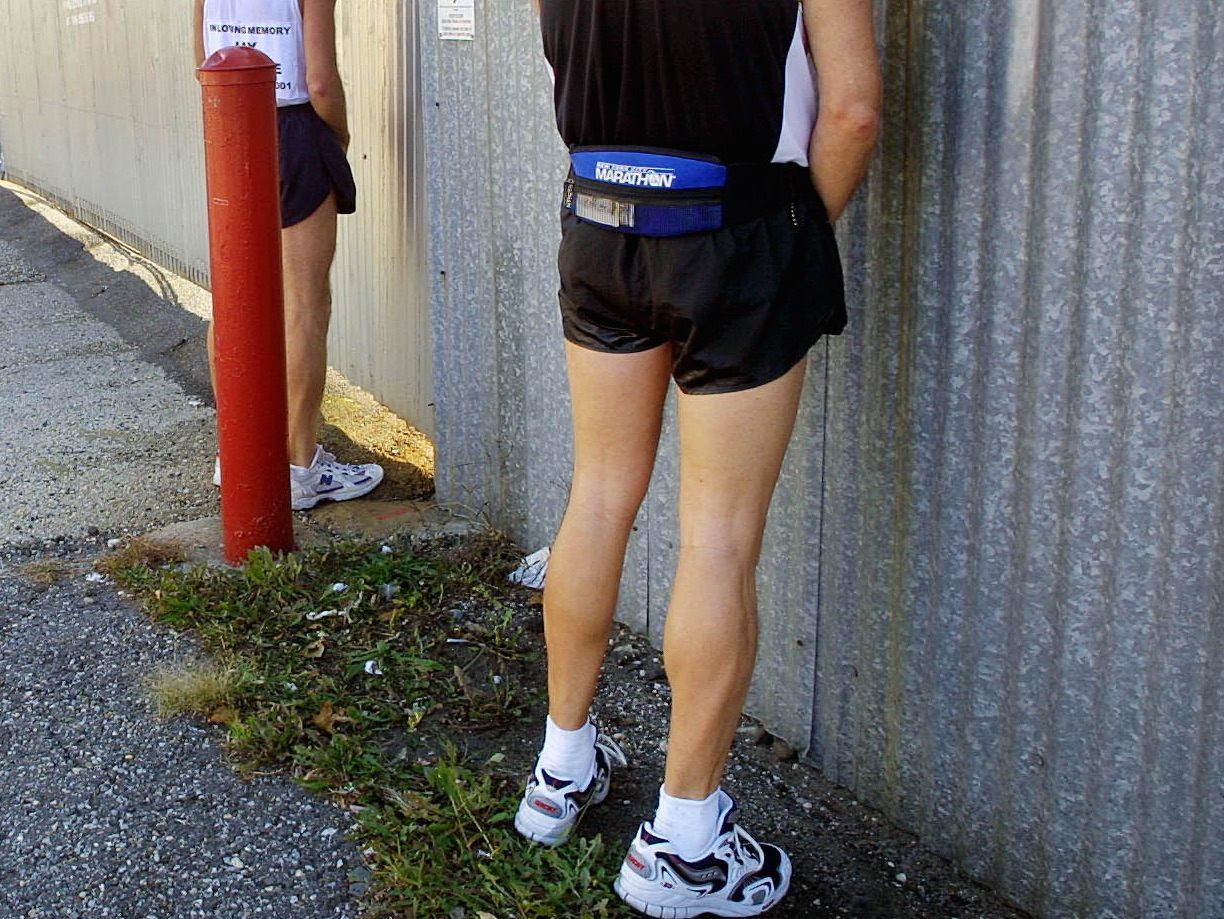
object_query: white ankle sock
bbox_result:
[537,716,596,787]
[290,445,323,473]
[652,786,725,860]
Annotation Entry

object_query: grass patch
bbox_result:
[146,659,248,721]
[104,534,633,918]
[94,536,187,578]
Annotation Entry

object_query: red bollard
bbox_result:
[198,47,295,563]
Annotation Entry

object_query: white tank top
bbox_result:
[202,0,310,107]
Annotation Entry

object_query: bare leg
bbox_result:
[662,360,808,798]
[544,341,673,729]
[281,193,338,467]
[206,322,217,396]
[207,194,337,468]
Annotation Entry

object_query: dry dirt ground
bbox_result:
[318,369,435,503]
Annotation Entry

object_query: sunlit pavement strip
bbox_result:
[0,234,365,914]
[0,248,216,540]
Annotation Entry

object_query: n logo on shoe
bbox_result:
[730,876,777,906]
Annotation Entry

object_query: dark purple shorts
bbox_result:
[277,103,357,228]
[557,182,846,395]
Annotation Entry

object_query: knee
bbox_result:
[284,287,332,334]
[566,478,648,530]
[677,530,764,573]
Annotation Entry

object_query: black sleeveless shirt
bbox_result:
[539,0,817,166]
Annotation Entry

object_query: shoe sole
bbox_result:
[613,851,791,918]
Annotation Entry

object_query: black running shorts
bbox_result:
[557,183,846,394]
[277,103,357,228]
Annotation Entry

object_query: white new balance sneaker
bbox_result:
[290,445,384,510]
[614,795,791,918]
[514,733,628,847]
[214,446,384,511]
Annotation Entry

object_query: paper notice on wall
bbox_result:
[63,0,97,26]
[438,0,476,41]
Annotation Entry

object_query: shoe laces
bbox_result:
[314,450,373,478]
[714,823,764,872]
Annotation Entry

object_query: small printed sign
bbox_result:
[438,0,476,41]
[63,0,97,26]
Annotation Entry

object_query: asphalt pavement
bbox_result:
[0,183,364,918]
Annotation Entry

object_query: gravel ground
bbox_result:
[451,591,1031,919]
[0,542,362,919]
[0,185,365,918]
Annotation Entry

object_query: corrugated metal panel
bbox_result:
[421,2,1221,917]
[421,0,573,530]
[329,1,432,432]
[0,0,433,432]
[814,2,1223,917]
[0,0,210,284]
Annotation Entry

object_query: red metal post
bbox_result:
[198,47,295,563]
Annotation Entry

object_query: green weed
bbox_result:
[104,535,634,917]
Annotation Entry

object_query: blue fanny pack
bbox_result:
[567,148,725,236]
[565,147,803,238]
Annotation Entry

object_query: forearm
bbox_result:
[808,101,879,221]
[302,0,348,148]
[308,75,349,147]
[802,0,882,222]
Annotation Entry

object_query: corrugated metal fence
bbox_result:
[813,4,1222,917]
[0,0,207,284]
[2,1,1219,916]
[329,1,430,425]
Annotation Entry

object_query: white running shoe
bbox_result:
[214,446,384,510]
[614,795,791,918]
[514,733,628,847]
[290,445,384,510]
